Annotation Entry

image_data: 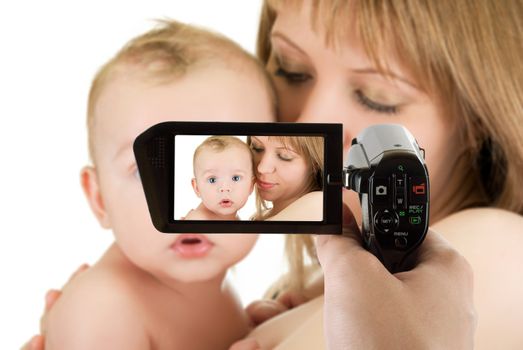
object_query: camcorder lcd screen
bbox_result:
[134,122,343,233]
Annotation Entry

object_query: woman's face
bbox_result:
[250,136,310,211]
[266,3,463,221]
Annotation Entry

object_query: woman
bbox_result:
[248,135,324,221]
[26,0,523,348]
[240,0,523,348]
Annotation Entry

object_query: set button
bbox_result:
[374,209,399,233]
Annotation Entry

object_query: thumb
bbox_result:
[314,204,364,271]
[228,338,261,350]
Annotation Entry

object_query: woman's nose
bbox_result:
[296,80,356,152]
[256,155,275,174]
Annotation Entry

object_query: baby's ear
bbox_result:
[80,166,111,229]
[191,178,200,197]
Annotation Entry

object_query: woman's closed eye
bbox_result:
[354,89,399,115]
[273,55,313,85]
[277,152,294,161]
[250,144,264,153]
[274,66,312,85]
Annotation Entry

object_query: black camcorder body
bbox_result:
[134,122,429,272]
[343,125,429,272]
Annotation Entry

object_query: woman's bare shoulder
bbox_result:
[267,191,323,221]
[433,208,523,349]
[433,207,523,239]
[432,207,523,268]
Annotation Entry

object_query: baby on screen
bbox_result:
[185,136,255,220]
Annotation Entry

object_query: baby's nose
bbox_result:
[220,186,231,192]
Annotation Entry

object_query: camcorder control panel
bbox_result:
[134,122,429,272]
[344,125,429,272]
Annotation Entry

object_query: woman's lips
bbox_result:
[257,180,276,190]
[171,234,213,258]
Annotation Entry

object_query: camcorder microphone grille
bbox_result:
[146,137,165,168]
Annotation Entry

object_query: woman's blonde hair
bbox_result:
[258,0,523,294]
[247,135,324,295]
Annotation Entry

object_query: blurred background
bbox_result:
[0,1,288,348]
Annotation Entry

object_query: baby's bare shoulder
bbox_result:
[45,265,149,349]
[184,207,212,220]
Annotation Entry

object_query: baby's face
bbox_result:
[193,146,254,217]
[88,65,272,283]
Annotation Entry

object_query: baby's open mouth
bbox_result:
[219,199,233,208]
[181,237,202,244]
[172,234,213,258]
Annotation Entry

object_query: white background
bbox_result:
[0,1,288,348]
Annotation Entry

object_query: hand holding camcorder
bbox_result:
[134,122,429,272]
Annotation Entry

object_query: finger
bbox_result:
[229,338,261,350]
[41,294,59,335]
[315,204,365,267]
[341,203,361,240]
[276,291,308,309]
[245,300,287,326]
[41,289,62,334]
[415,229,463,272]
[21,335,44,350]
[414,230,473,283]
[66,263,89,284]
[44,290,61,312]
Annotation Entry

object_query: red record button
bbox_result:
[409,177,427,204]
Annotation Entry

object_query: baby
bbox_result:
[44,20,275,350]
[185,136,255,220]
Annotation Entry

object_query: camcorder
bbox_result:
[134,122,429,273]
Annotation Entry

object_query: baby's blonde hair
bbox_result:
[193,136,253,177]
[258,0,523,294]
[87,19,276,163]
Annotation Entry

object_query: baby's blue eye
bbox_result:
[232,175,241,182]
[207,177,217,184]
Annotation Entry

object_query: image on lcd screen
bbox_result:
[174,135,324,221]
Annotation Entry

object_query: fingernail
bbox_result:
[45,289,57,304]
[30,335,43,349]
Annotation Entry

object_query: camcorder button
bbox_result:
[375,209,399,233]
[409,177,428,204]
[394,174,407,209]
[371,177,390,205]
[394,237,408,249]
